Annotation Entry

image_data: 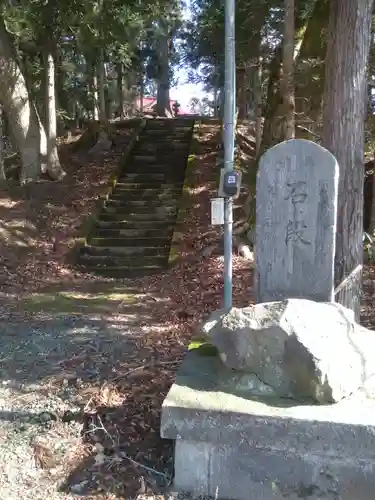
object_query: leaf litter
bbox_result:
[0,122,374,499]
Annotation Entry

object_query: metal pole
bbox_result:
[223,0,236,309]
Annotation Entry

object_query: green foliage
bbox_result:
[181,0,319,93]
[0,0,184,122]
[188,339,218,356]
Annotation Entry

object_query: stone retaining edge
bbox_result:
[168,120,201,267]
[70,118,147,259]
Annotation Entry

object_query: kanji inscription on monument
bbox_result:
[255,139,339,303]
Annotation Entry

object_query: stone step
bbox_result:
[76,117,193,278]
[82,243,170,256]
[110,188,181,201]
[119,170,183,179]
[96,219,174,230]
[139,135,190,142]
[118,173,185,184]
[78,253,168,268]
[119,169,185,178]
[105,198,178,210]
[78,264,164,278]
[124,163,184,174]
[145,123,193,132]
[88,236,170,247]
[137,137,190,145]
[103,202,177,215]
[129,154,186,165]
[133,142,188,152]
[142,129,191,137]
[133,146,188,156]
[114,182,180,190]
[98,211,176,222]
[93,228,173,240]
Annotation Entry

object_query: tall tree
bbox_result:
[155,18,172,116]
[0,17,65,182]
[322,0,374,319]
[282,0,295,139]
[41,0,63,177]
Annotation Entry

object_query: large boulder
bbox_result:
[201,299,375,403]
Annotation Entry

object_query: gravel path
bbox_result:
[0,316,140,499]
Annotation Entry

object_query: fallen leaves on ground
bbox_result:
[60,124,258,497]
[0,126,134,311]
[1,122,375,499]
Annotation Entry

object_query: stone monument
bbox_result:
[160,140,375,500]
[255,139,339,303]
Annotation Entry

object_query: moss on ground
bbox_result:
[168,122,201,266]
[22,289,138,315]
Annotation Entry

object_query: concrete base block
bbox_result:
[161,351,375,500]
[174,439,375,500]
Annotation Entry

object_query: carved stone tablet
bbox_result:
[255,139,339,303]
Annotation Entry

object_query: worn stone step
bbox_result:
[145,123,193,132]
[103,203,177,215]
[78,253,168,268]
[93,228,173,240]
[114,182,180,190]
[134,143,188,154]
[98,211,176,222]
[131,152,186,163]
[78,264,164,278]
[142,128,191,136]
[125,163,185,173]
[133,141,188,152]
[137,136,190,145]
[105,199,178,210]
[82,243,170,256]
[120,170,184,179]
[140,133,191,141]
[96,218,174,229]
[123,163,184,174]
[119,169,185,179]
[137,133,190,141]
[118,173,185,184]
[88,236,170,247]
[110,188,181,201]
[109,193,180,205]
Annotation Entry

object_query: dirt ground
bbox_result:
[0,122,374,499]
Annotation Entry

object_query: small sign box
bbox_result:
[211,197,224,225]
[218,169,242,198]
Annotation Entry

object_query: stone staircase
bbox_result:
[77,118,195,277]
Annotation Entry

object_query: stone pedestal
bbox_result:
[161,351,375,500]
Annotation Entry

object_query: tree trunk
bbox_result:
[155,21,171,117]
[0,18,60,182]
[44,47,64,180]
[259,47,283,153]
[237,67,247,120]
[260,7,313,153]
[213,87,218,117]
[0,105,5,181]
[282,0,295,139]
[91,64,99,121]
[116,62,124,118]
[255,55,263,157]
[140,67,144,115]
[322,0,374,320]
[98,49,106,123]
[370,168,375,236]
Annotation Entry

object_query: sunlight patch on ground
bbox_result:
[58,291,138,302]
[0,220,38,246]
[187,186,207,195]
[0,198,18,208]
[22,290,139,314]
